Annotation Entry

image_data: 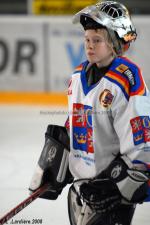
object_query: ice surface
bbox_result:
[0,105,150,225]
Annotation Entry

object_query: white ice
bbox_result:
[0,105,150,225]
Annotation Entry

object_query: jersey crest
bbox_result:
[99,89,114,108]
[130,116,150,145]
[72,103,94,153]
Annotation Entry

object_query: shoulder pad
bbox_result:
[105,57,146,101]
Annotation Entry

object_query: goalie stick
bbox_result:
[0,184,48,225]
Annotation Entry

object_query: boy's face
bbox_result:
[84,28,114,67]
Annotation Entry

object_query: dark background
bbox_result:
[0,0,149,15]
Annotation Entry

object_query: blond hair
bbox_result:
[95,28,126,56]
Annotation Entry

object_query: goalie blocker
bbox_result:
[29,125,73,200]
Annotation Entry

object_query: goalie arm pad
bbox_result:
[100,156,150,204]
[29,125,73,200]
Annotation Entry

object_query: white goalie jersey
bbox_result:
[66,56,150,182]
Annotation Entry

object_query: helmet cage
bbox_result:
[72,1,137,43]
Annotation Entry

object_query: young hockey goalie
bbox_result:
[29,1,150,225]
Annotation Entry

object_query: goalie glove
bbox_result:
[80,178,121,214]
[100,156,150,204]
[29,125,73,200]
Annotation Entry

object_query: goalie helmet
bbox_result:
[72,1,137,55]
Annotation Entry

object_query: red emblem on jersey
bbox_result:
[87,128,94,153]
[72,103,86,127]
[130,116,150,145]
[130,117,143,133]
[68,79,72,95]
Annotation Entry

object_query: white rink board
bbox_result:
[0,105,150,225]
[0,18,46,92]
[0,16,150,92]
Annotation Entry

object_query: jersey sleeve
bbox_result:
[111,65,150,171]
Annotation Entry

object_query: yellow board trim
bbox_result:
[32,0,97,15]
[0,92,68,106]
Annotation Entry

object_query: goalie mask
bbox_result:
[72,1,137,55]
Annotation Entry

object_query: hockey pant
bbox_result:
[68,184,136,225]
